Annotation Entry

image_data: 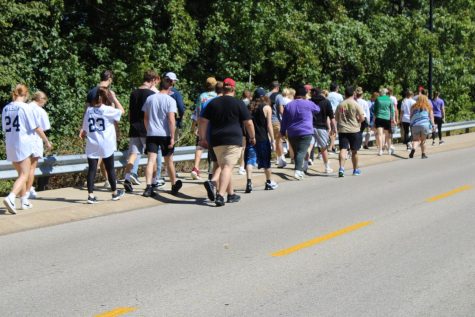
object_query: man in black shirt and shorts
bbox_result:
[199,78,255,207]
[123,70,159,192]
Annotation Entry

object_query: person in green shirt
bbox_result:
[373,88,395,156]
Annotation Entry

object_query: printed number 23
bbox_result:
[88,118,105,132]
[5,115,20,132]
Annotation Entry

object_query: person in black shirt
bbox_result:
[243,88,278,193]
[199,78,255,207]
[122,70,159,192]
[311,88,336,173]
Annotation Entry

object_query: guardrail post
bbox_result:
[37,176,50,191]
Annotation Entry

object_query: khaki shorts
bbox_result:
[213,145,242,166]
[272,122,282,142]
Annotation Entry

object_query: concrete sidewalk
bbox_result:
[1,133,474,236]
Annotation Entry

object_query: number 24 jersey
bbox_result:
[82,105,122,159]
[2,101,37,162]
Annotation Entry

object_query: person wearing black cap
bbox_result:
[280,85,320,180]
[243,88,277,193]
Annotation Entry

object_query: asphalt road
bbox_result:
[1,147,474,317]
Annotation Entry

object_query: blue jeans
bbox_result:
[131,149,162,178]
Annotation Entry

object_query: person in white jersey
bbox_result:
[2,84,52,214]
[27,91,51,199]
[81,87,125,204]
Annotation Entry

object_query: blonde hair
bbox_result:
[32,91,48,103]
[412,95,432,112]
[321,89,329,97]
[12,84,29,100]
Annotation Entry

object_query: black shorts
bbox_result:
[375,118,391,131]
[145,136,174,156]
[338,132,362,151]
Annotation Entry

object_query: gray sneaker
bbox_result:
[112,189,125,201]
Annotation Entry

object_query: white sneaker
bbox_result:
[277,157,287,168]
[389,146,395,155]
[317,153,322,160]
[129,174,141,185]
[265,180,278,190]
[378,150,383,156]
[3,197,17,214]
[238,167,246,175]
[28,187,37,199]
[325,166,333,173]
[103,181,111,189]
[283,142,289,155]
[294,170,304,180]
[21,200,33,210]
[308,159,313,166]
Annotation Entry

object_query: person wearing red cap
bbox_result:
[199,78,255,207]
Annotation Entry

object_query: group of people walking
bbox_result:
[2,70,446,212]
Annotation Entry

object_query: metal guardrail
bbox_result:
[1,120,474,180]
[0,146,207,180]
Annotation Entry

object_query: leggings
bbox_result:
[288,135,312,171]
[432,117,443,141]
[87,155,116,193]
[402,122,412,145]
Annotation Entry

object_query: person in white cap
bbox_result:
[165,72,185,133]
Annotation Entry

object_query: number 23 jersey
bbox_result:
[2,101,37,162]
[82,105,122,159]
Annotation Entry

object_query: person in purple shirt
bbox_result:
[431,91,446,145]
[280,85,320,180]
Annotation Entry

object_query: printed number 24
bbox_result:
[88,118,105,132]
[5,115,20,132]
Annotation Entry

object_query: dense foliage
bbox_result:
[1,0,474,158]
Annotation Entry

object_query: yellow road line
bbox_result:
[94,307,137,317]
[426,185,473,202]
[272,221,373,257]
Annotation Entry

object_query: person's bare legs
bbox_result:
[376,127,384,152]
[164,155,177,185]
[339,148,347,169]
[351,150,358,170]
[217,164,233,197]
[330,133,336,151]
[12,159,31,197]
[145,152,158,185]
[26,156,39,193]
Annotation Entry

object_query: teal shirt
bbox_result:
[374,95,394,120]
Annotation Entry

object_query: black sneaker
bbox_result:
[421,153,428,159]
[123,179,133,193]
[112,189,125,201]
[245,181,252,193]
[409,149,415,159]
[171,180,183,194]
[87,196,98,204]
[204,180,216,201]
[215,194,225,207]
[143,186,155,197]
[227,194,241,203]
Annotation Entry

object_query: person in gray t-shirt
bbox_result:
[141,78,182,197]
